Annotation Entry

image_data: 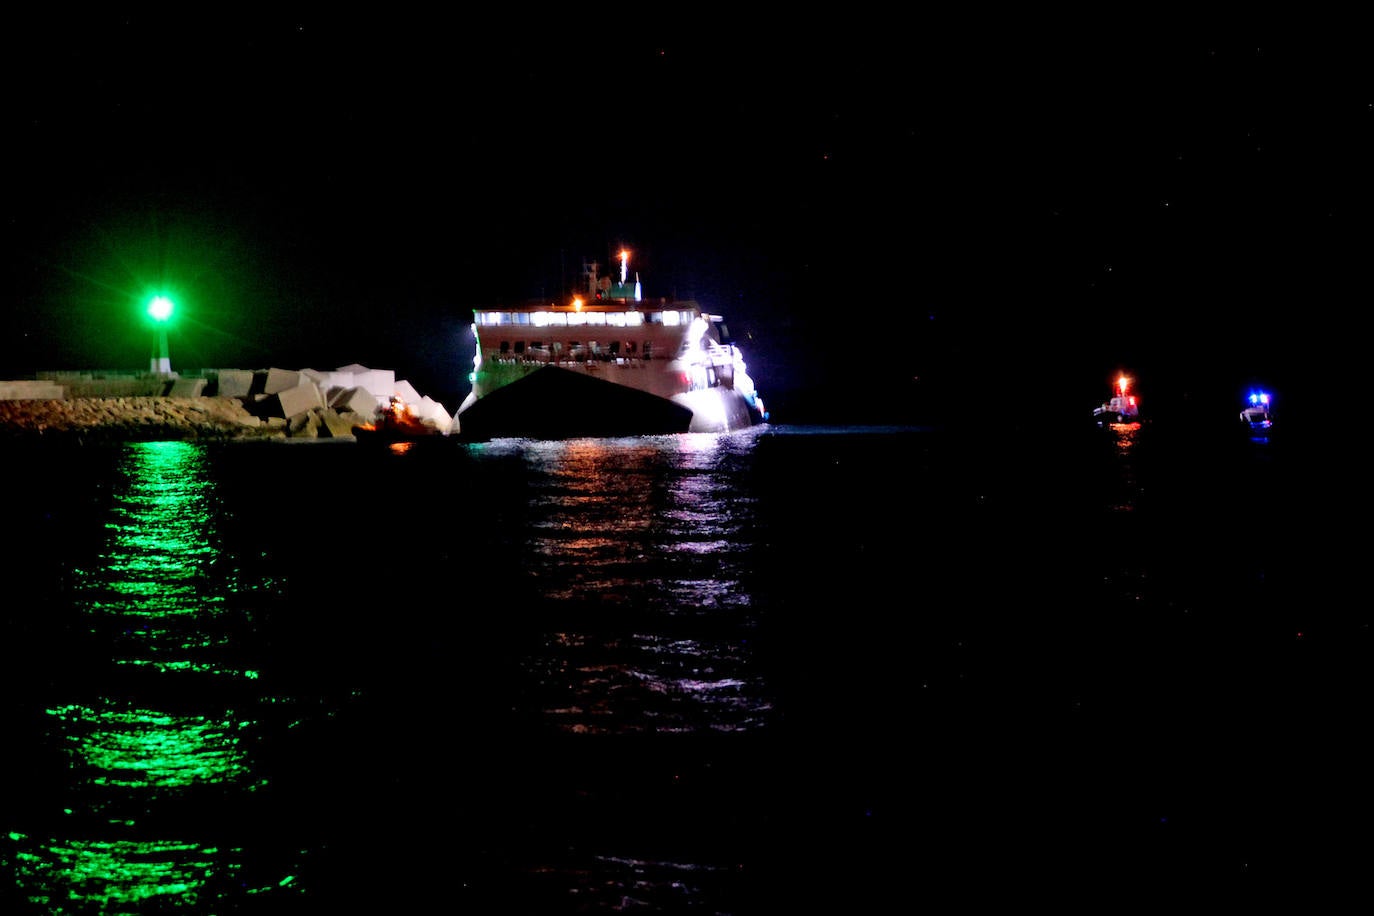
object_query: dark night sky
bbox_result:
[3,18,1369,421]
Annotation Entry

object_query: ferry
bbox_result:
[455,251,768,440]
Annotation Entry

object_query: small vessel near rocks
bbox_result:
[352,395,450,444]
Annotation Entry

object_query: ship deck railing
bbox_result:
[488,352,656,366]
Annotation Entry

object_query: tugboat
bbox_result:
[456,250,768,440]
[1093,374,1140,425]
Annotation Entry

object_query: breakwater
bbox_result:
[1,365,455,443]
[0,396,316,443]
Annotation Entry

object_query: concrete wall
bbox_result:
[0,380,65,399]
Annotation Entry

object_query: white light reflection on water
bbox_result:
[506,431,773,733]
[533,631,770,734]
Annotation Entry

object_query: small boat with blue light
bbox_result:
[1240,390,1273,430]
[455,250,768,440]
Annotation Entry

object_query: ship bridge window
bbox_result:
[607,312,626,327]
[567,312,587,326]
[659,311,680,327]
[515,312,531,325]
[587,312,605,326]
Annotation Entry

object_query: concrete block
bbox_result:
[329,386,380,416]
[168,377,207,398]
[413,396,454,433]
[353,368,395,400]
[289,410,322,436]
[303,368,356,394]
[319,408,358,438]
[214,369,255,398]
[394,378,422,404]
[264,367,302,395]
[277,381,325,419]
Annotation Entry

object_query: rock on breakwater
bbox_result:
[0,396,366,443]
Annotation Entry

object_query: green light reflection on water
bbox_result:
[10,835,239,912]
[46,703,251,789]
[9,441,297,912]
[74,441,243,675]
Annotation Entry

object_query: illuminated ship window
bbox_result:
[567,312,587,326]
[587,312,605,325]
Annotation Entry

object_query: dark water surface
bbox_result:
[1,422,1363,912]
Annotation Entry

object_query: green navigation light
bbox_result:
[147,296,175,323]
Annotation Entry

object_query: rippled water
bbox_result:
[1,422,1359,912]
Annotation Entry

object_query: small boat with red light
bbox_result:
[455,250,768,440]
[353,396,450,444]
[1093,374,1140,425]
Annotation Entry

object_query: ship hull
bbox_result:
[457,366,698,440]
